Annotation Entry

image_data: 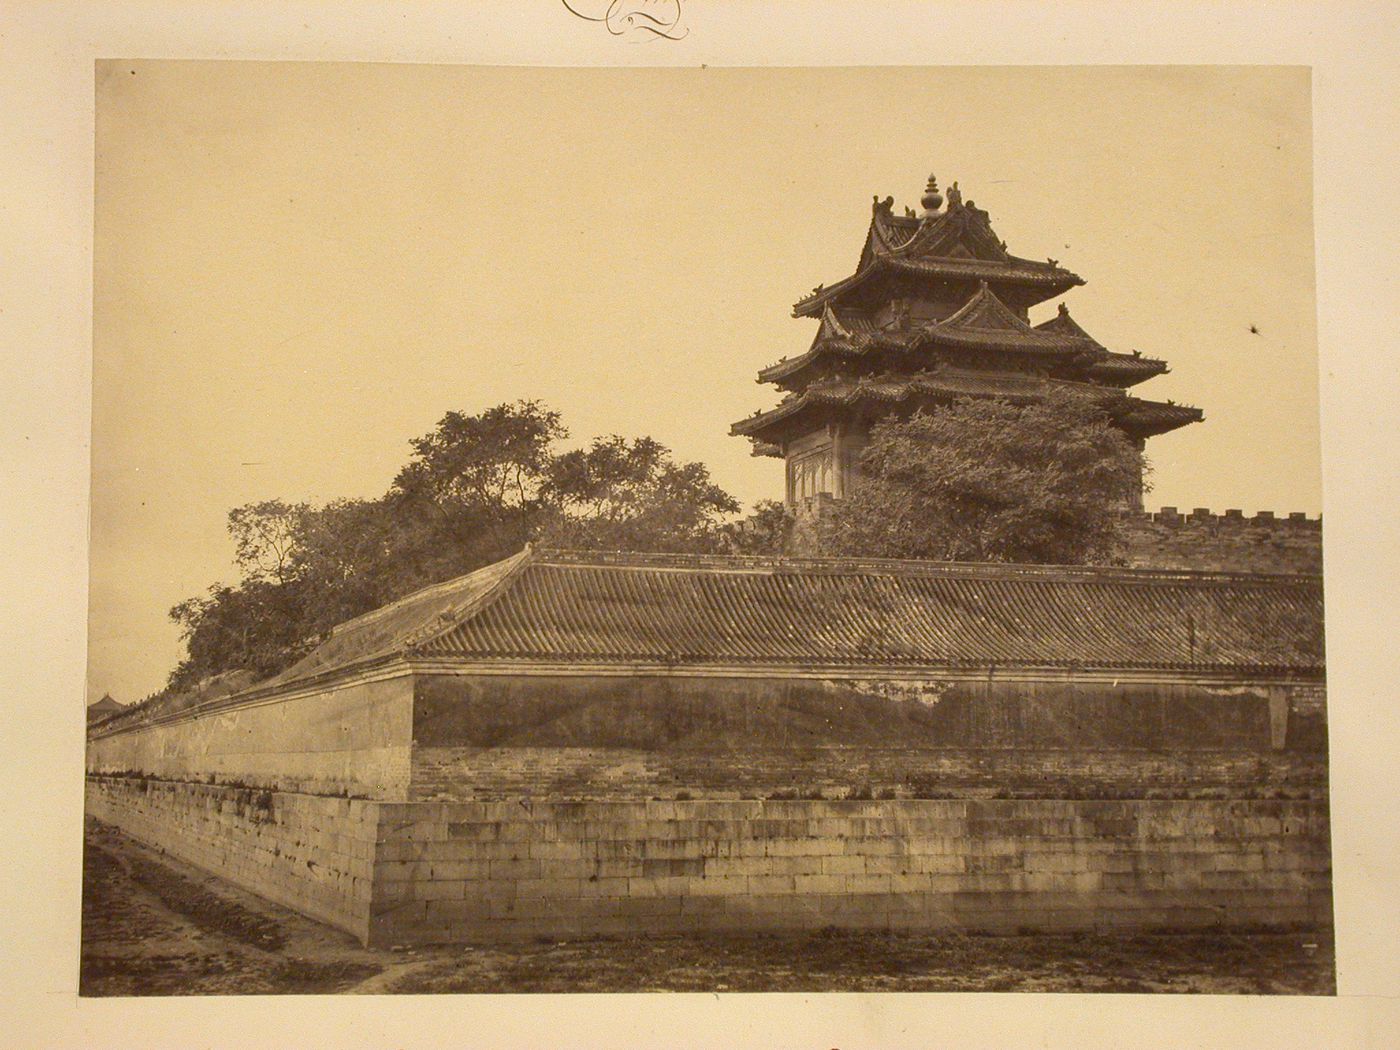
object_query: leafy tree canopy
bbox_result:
[818,391,1146,565]
[540,435,740,553]
[165,402,743,693]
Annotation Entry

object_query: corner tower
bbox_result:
[730,175,1203,510]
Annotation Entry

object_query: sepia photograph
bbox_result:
[78,61,1335,999]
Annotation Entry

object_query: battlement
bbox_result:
[1118,507,1322,575]
[1123,507,1321,529]
[785,499,1322,574]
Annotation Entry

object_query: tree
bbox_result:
[818,391,1146,564]
[539,435,740,552]
[228,499,310,585]
[387,399,568,577]
[287,497,405,631]
[162,402,743,691]
[168,499,315,690]
[392,401,563,527]
[168,579,310,690]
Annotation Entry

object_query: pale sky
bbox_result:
[90,63,1319,703]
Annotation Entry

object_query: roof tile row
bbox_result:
[268,548,1323,691]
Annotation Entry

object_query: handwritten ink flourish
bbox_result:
[562,0,689,41]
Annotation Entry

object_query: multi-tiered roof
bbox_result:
[731,176,1202,454]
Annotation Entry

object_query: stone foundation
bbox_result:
[87,776,1332,947]
[86,776,380,943]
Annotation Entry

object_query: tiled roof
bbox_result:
[732,371,1200,441]
[1086,354,1169,385]
[1119,399,1206,435]
[1034,303,1104,346]
[266,549,529,687]
[794,195,1083,317]
[867,209,921,252]
[1035,306,1168,386]
[264,548,1323,689]
[759,289,1099,387]
[91,668,258,734]
[884,256,1082,287]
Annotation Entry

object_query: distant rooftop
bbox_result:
[86,693,125,721]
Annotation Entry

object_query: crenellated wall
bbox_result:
[788,502,1323,575]
[1117,508,1322,575]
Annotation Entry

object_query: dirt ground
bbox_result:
[80,818,1335,996]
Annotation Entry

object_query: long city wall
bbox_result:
[86,776,1332,947]
[407,671,1327,800]
[85,665,1331,943]
[413,673,1308,751]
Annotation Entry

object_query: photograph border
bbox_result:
[3,3,1398,1048]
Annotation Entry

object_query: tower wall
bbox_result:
[784,424,869,508]
[784,428,836,505]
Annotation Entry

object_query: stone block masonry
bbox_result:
[86,776,382,943]
[84,549,1328,946]
[368,798,1331,945]
[87,776,1332,947]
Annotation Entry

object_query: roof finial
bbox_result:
[920,173,943,217]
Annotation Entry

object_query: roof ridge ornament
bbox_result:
[919,173,943,219]
[946,180,963,209]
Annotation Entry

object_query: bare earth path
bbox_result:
[80,818,1334,996]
